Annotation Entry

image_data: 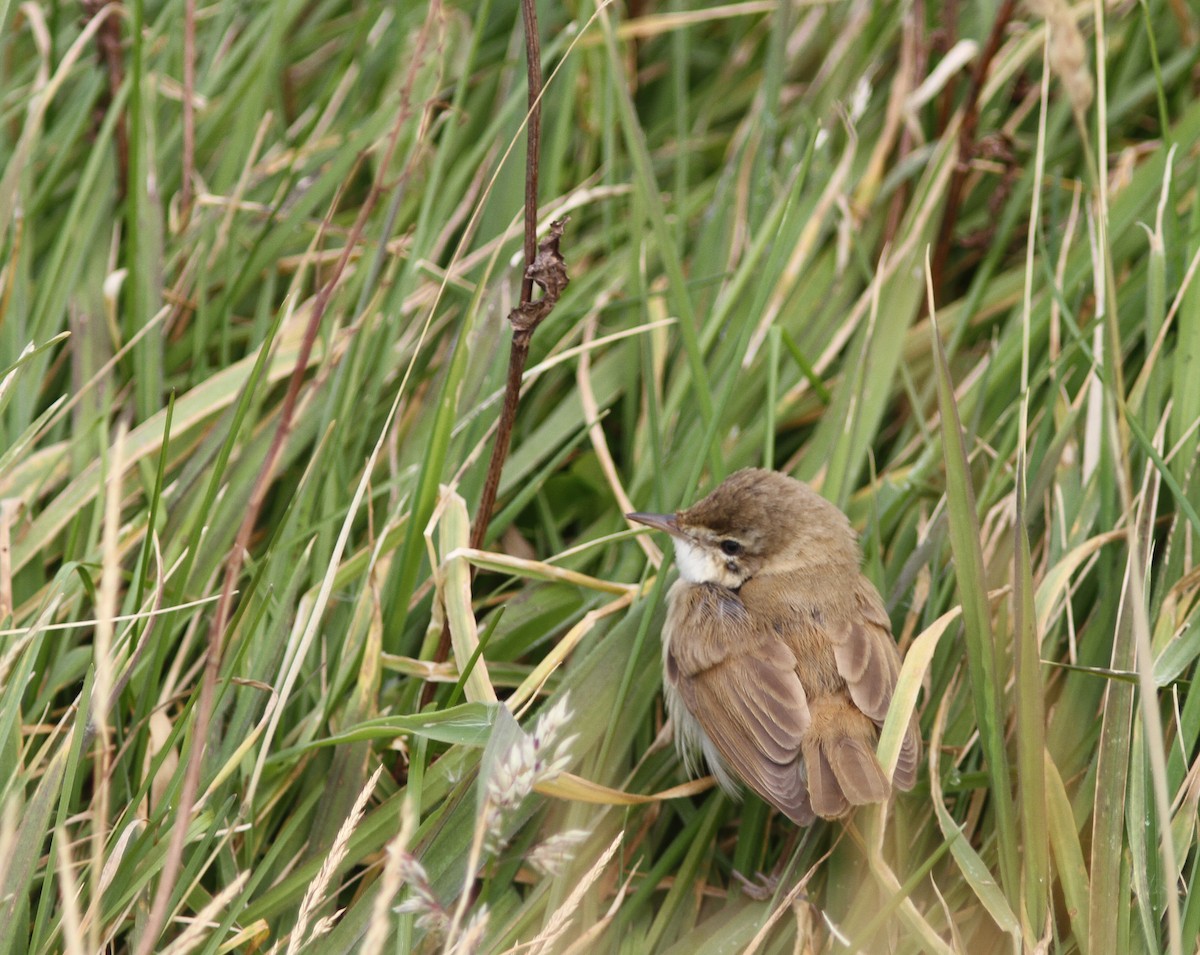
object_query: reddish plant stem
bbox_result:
[929,0,1017,295]
[512,0,543,312]
[422,0,570,705]
[934,0,961,134]
[884,4,925,247]
[134,6,443,950]
[83,0,129,198]
[468,0,548,556]
[181,0,196,224]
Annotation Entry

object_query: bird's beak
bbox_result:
[627,512,681,536]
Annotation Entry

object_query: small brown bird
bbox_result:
[629,468,920,824]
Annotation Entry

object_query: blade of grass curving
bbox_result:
[1014,467,1049,938]
[445,610,505,712]
[266,704,499,760]
[435,490,498,704]
[875,592,993,780]
[852,840,954,953]
[1044,749,1090,950]
[1088,553,1137,955]
[1127,723,1159,953]
[926,253,1019,902]
[0,333,68,417]
[1,733,71,955]
[928,686,1021,945]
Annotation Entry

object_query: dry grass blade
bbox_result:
[578,312,662,567]
[556,865,639,955]
[55,826,85,955]
[926,250,1019,901]
[874,592,1012,781]
[928,683,1021,943]
[535,772,713,806]
[8,0,1196,950]
[361,800,418,955]
[159,871,250,955]
[429,488,498,704]
[525,831,624,955]
[286,766,383,954]
[509,590,640,714]
[445,549,639,596]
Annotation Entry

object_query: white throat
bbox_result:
[672,537,725,585]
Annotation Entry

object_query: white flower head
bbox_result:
[527,828,591,877]
[394,852,449,934]
[448,906,490,955]
[482,694,578,854]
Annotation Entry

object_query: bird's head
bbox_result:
[627,468,858,588]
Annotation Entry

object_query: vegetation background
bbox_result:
[1,0,1198,951]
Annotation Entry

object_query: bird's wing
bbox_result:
[827,586,920,790]
[675,634,815,824]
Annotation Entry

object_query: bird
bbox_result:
[628,468,920,824]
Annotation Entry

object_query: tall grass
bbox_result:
[1,0,1198,951]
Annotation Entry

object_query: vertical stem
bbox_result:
[929,0,1017,294]
[468,0,545,554]
[425,0,570,700]
[181,0,196,224]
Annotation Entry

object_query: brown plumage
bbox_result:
[629,468,920,824]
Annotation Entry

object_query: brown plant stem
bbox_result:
[181,0,196,225]
[133,6,443,950]
[470,219,569,555]
[422,0,570,705]
[83,0,129,198]
[929,0,1017,295]
[883,5,925,247]
[933,0,961,134]
[513,0,545,307]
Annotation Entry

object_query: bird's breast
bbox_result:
[663,580,748,676]
[727,573,847,691]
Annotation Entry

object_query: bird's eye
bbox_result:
[720,539,741,556]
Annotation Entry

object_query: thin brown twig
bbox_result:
[181,0,196,225]
[470,218,569,555]
[422,0,570,703]
[133,6,444,949]
[928,0,1017,296]
[934,0,961,133]
[883,5,923,247]
[515,0,544,305]
[83,0,129,199]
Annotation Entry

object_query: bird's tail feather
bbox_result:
[802,701,890,819]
